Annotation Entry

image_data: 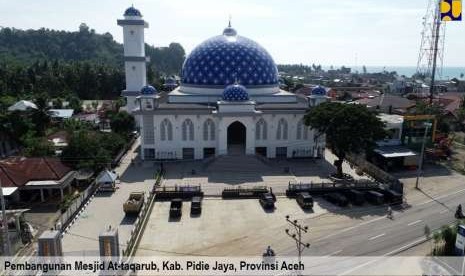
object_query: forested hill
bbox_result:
[0,24,185,75]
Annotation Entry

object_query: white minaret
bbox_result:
[117,6,149,112]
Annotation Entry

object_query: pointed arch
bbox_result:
[160,118,173,141]
[182,119,194,141]
[255,118,268,140]
[203,119,215,141]
[276,118,288,140]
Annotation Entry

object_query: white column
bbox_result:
[40,189,45,202]
[218,119,227,155]
[246,122,255,155]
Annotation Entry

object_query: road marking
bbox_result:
[315,216,386,242]
[326,250,342,256]
[407,219,422,226]
[440,209,449,214]
[368,233,385,241]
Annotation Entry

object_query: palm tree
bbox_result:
[31,95,52,135]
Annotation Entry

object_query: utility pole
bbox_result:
[415,122,432,189]
[0,179,11,256]
[285,215,310,265]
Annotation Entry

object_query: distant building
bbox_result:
[370,114,418,171]
[355,93,415,114]
[7,100,37,112]
[50,109,74,121]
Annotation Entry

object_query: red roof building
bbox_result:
[0,157,75,202]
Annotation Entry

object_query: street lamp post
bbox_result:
[415,122,432,189]
[285,215,310,265]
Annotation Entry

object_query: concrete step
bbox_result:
[205,154,271,173]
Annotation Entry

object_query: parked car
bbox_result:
[259,193,275,210]
[191,196,202,215]
[169,198,183,218]
[345,189,365,205]
[377,188,403,204]
[296,192,314,209]
[365,191,384,205]
[324,193,349,207]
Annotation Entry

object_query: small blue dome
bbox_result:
[181,27,278,88]
[311,86,327,96]
[222,84,249,102]
[124,6,142,17]
[140,85,157,95]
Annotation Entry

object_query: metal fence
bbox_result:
[122,173,164,257]
[286,179,382,197]
[346,154,403,194]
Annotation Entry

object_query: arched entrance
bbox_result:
[227,121,246,155]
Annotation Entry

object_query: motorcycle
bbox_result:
[455,205,464,219]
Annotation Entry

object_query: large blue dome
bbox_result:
[222,84,249,101]
[181,27,279,88]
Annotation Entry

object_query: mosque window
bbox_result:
[182,119,194,141]
[296,119,309,140]
[161,119,173,141]
[203,119,215,141]
[255,119,267,140]
[276,118,288,140]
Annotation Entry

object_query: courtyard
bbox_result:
[135,156,465,257]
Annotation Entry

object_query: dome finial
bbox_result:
[223,15,237,37]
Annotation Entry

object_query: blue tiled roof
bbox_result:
[140,85,157,95]
[124,6,142,17]
[181,27,279,88]
[222,84,249,101]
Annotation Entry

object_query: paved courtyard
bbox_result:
[161,151,369,196]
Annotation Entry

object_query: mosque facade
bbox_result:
[118,7,328,160]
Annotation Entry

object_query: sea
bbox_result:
[325,66,465,80]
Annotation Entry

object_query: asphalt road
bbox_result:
[287,187,465,257]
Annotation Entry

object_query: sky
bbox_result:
[1,0,464,67]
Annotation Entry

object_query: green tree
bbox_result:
[109,111,135,138]
[304,102,386,177]
[61,130,111,170]
[22,134,54,157]
[68,96,82,113]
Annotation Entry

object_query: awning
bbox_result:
[374,146,418,158]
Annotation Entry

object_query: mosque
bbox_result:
[117,6,328,160]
